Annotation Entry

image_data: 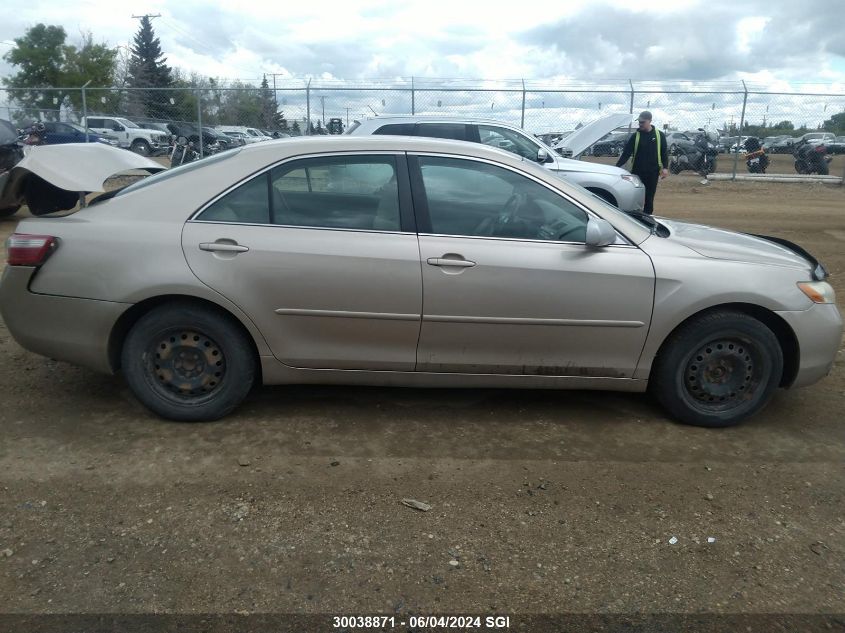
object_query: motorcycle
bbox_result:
[743,137,769,173]
[169,135,200,167]
[793,139,832,175]
[668,128,719,176]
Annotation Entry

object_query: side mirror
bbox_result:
[584,217,617,247]
[112,124,124,131]
[537,148,549,163]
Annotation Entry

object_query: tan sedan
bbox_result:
[1,136,841,427]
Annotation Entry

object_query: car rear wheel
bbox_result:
[130,139,151,156]
[651,311,783,428]
[121,303,257,421]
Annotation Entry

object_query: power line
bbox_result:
[157,17,218,56]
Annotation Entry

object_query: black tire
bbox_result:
[816,162,829,176]
[130,139,151,156]
[121,303,257,421]
[651,311,783,428]
[669,159,682,175]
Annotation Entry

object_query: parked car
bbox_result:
[589,132,628,157]
[216,126,272,143]
[81,116,169,156]
[826,136,845,154]
[219,130,249,146]
[664,132,696,155]
[348,115,645,212]
[137,121,173,136]
[762,135,790,153]
[798,132,835,147]
[41,121,117,146]
[202,127,236,152]
[1,136,840,428]
[768,136,797,154]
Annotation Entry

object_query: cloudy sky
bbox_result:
[2,0,844,86]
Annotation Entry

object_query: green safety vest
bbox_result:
[631,128,663,170]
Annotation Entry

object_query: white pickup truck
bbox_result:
[81,116,169,156]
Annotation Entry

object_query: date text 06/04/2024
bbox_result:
[332,615,511,629]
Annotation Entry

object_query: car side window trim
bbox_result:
[406,152,634,247]
[189,151,416,234]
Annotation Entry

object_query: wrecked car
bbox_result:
[0,142,163,218]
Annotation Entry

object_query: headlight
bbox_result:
[621,174,643,187]
[797,281,836,304]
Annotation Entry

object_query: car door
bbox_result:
[44,123,76,144]
[182,152,422,371]
[409,154,655,377]
[86,118,109,138]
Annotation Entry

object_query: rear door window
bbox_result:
[373,123,416,136]
[270,155,401,231]
[415,123,468,141]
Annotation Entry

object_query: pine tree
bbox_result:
[127,16,173,118]
[259,75,283,130]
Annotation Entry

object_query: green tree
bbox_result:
[822,110,845,135]
[126,16,173,118]
[3,24,118,122]
[217,81,263,127]
[259,75,284,130]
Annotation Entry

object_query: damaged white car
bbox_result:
[0,141,164,218]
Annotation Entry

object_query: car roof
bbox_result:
[93,135,652,245]
[353,115,535,129]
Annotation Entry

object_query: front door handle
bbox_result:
[199,242,249,253]
[427,257,476,268]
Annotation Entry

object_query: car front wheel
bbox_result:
[130,139,151,155]
[651,311,783,428]
[121,303,257,421]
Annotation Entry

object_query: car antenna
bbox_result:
[367,105,379,117]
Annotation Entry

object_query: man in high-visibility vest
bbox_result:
[616,111,669,214]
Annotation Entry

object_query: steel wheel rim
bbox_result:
[683,337,764,412]
[147,329,226,399]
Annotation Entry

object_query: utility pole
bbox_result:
[320,96,325,126]
[131,13,161,21]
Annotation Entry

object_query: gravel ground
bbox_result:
[0,172,843,631]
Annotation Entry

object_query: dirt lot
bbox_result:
[0,172,844,629]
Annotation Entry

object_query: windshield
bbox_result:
[68,123,87,133]
[114,147,242,197]
[116,117,139,128]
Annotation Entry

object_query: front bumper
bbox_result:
[776,303,843,388]
[0,266,130,374]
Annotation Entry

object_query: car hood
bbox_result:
[549,157,629,175]
[12,143,164,192]
[658,218,814,271]
[553,113,633,157]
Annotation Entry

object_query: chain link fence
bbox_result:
[1,79,843,176]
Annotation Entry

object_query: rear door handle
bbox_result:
[426,257,476,268]
[199,242,249,253]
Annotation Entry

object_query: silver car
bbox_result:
[1,136,841,427]
[347,115,646,213]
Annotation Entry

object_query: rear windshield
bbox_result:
[114,148,242,197]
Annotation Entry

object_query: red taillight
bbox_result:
[6,233,59,266]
